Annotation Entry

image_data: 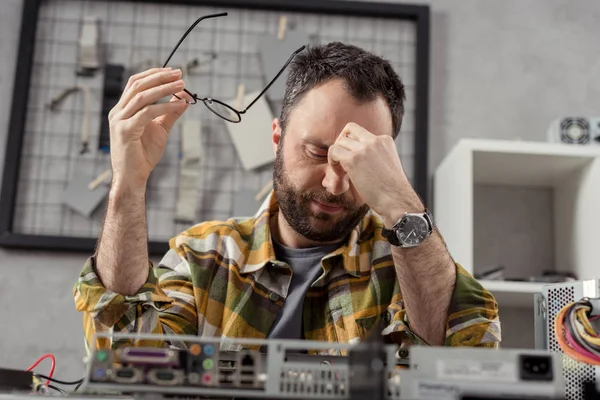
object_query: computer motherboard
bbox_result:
[81,332,403,399]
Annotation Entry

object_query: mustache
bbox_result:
[306,191,352,209]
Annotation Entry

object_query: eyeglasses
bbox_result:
[162,12,306,123]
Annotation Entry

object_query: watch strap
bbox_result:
[381,223,401,247]
[423,208,434,231]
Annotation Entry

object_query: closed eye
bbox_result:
[307,149,328,159]
[303,141,329,160]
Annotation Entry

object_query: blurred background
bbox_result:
[1,0,599,381]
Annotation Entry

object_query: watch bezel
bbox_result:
[396,212,432,248]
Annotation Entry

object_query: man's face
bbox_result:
[272,78,394,243]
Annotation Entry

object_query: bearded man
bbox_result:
[74,42,500,351]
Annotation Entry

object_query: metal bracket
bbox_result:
[533,292,548,350]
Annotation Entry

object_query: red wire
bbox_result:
[26,354,56,386]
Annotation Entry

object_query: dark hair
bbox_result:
[279,41,406,139]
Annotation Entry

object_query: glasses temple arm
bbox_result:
[241,45,306,113]
[162,12,228,68]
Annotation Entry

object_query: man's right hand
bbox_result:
[108,67,190,190]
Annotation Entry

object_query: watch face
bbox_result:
[398,214,429,246]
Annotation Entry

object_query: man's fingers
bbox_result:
[328,143,352,167]
[326,144,351,184]
[113,68,171,113]
[128,99,188,129]
[154,94,191,132]
[173,90,195,104]
[123,67,171,93]
[340,122,375,142]
[118,69,183,112]
[336,135,362,152]
[119,79,185,120]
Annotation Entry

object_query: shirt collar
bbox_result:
[239,191,378,278]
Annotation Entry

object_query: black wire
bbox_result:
[33,373,84,385]
[48,384,67,394]
[74,381,84,392]
[564,303,575,335]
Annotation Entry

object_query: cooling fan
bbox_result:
[547,117,600,145]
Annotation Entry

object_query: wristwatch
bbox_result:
[381,209,434,248]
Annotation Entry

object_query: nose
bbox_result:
[322,163,350,196]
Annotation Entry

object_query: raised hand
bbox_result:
[108,67,191,190]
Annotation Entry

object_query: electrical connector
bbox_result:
[0,368,34,392]
[586,298,600,316]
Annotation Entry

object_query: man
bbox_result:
[74,42,500,353]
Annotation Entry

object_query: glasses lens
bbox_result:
[204,99,240,122]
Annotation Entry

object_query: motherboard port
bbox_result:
[219,368,234,385]
[111,367,141,383]
[117,348,179,366]
[241,354,254,367]
[146,368,184,386]
[187,372,201,385]
[239,353,255,385]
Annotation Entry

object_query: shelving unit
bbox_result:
[478,280,545,308]
[434,138,600,308]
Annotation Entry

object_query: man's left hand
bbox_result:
[328,123,423,227]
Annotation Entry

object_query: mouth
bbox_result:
[312,199,344,214]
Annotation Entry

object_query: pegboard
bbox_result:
[0,0,430,255]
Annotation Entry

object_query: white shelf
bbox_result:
[478,280,545,308]
[456,138,600,187]
[434,138,600,308]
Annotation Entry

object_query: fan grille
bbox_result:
[560,117,590,144]
[547,285,595,400]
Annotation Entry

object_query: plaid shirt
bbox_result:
[74,193,501,352]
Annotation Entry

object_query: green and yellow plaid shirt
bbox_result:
[74,193,501,352]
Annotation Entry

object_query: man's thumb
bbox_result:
[155,97,189,132]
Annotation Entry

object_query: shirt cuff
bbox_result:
[382,306,429,347]
[444,264,501,346]
[73,256,173,326]
[382,262,501,350]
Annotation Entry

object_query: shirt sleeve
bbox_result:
[382,263,501,349]
[73,246,198,352]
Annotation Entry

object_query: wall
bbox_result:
[425,0,600,173]
[1,0,599,378]
[0,0,84,379]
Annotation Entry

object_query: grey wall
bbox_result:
[1,0,599,376]
[0,0,85,379]
[425,0,600,172]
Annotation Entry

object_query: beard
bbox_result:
[272,144,370,243]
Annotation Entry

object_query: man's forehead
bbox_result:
[286,81,394,141]
[294,113,393,147]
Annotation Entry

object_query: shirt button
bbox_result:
[269,292,280,302]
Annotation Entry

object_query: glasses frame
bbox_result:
[162,12,305,123]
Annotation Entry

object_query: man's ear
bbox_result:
[272,118,282,155]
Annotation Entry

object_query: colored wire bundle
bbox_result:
[554,298,600,365]
[26,354,55,386]
[27,354,85,393]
